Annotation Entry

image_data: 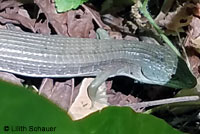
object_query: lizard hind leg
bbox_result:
[87,72,111,108]
[89,82,109,107]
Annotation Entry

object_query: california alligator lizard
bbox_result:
[0,29,197,103]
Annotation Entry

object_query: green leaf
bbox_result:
[77,107,183,134]
[55,0,88,12]
[0,81,78,134]
[0,80,183,134]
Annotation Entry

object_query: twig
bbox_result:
[125,96,199,110]
[138,0,181,57]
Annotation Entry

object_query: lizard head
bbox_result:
[136,51,196,89]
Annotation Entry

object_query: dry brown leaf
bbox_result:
[67,9,95,38]
[0,0,23,10]
[191,37,200,51]
[82,4,110,30]
[0,72,23,86]
[68,78,108,120]
[159,3,195,32]
[193,3,200,17]
[34,0,69,35]
[40,79,79,111]
[185,17,200,77]
[0,6,35,31]
[34,19,51,34]
[155,0,175,23]
[188,17,200,40]
[39,78,54,97]
[188,54,200,77]
[107,89,140,106]
[0,1,37,31]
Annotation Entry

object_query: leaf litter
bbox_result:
[0,0,200,132]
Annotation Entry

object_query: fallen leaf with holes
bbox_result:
[158,3,194,33]
[68,78,108,120]
[67,9,95,38]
